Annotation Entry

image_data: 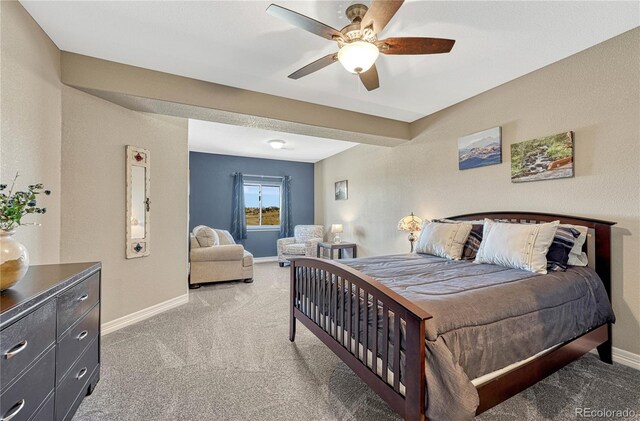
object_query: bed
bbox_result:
[288,212,615,421]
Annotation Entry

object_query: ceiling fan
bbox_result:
[266,0,455,91]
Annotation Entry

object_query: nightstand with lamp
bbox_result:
[317,224,356,259]
[398,212,423,253]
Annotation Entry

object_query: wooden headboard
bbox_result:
[447,211,616,300]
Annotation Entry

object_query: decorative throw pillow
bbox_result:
[474,219,559,274]
[562,224,589,266]
[546,226,581,271]
[461,224,483,260]
[193,226,219,247]
[432,219,484,260]
[416,222,473,260]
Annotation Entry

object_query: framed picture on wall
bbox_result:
[335,180,348,200]
[511,131,574,183]
[458,126,502,170]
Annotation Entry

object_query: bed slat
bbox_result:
[318,270,324,330]
[372,295,378,374]
[315,268,320,324]
[356,286,361,360]
[347,280,352,352]
[363,292,369,367]
[331,275,338,339]
[382,304,389,383]
[393,312,401,392]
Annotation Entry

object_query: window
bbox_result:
[244,181,281,229]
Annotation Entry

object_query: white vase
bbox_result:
[0,230,29,291]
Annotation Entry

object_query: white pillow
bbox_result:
[416,222,472,260]
[560,224,589,266]
[474,219,559,274]
[193,226,219,247]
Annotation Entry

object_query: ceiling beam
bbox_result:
[60,52,411,147]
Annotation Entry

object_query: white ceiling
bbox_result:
[22,1,639,122]
[188,119,357,163]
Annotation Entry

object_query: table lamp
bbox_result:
[331,224,344,243]
[397,213,423,253]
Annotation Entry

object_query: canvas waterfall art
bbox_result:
[458,127,502,170]
[511,131,574,183]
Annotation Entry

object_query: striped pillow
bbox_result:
[432,219,483,260]
[461,224,483,260]
[546,226,581,271]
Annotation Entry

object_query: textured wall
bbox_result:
[189,152,315,257]
[315,29,640,355]
[61,87,189,323]
[0,1,61,264]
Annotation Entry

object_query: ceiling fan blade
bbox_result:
[359,65,380,91]
[267,4,344,41]
[378,37,455,55]
[288,53,338,79]
[361,0,404,36]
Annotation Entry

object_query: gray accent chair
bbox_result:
[277,225,324,267]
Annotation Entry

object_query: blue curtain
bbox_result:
[231,172,247,241]
[279,176,293,238]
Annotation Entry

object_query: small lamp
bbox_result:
[397,213,423,253]
[331,224,344,244]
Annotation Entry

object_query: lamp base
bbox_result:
[408,232,417,253]
[334,234,341,244]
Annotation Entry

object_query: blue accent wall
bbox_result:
[189,152,315,257]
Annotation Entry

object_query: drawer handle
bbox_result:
[77,294,89,302]
[2,399,25,421]
[77,330,89,341]
[4,340,28,360]
[76,367,88,380]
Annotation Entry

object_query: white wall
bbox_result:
[316,29,640,355]
[1,0,61,264]
[61,87,189,323]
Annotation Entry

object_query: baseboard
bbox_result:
[612,347,640,370]
[101,293,189,336]
[253,256,278,263]
[590,347,640,370]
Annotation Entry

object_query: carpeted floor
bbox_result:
[76,263,640,420]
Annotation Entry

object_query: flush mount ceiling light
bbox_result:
[337,41,380,74]
[268,139,286,149]
[267,1,456,91]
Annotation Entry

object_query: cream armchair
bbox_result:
[277,225,324,267]
[189,226,253,287]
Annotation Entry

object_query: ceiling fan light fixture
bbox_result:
[268,139,286,149]
[337,41,379,74]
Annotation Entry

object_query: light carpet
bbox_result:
[76,263,640,420]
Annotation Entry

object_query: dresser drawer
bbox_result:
[56,304,99,384]
[0,301,56,390]
[31,392,54,421]
[57,272,100,336]
[56,337,99,421]
[0,348,55,421]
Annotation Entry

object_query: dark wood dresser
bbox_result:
[0,262,101,421]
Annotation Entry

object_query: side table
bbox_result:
[317,242,357,260]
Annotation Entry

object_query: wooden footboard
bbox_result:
[289,257,432,421]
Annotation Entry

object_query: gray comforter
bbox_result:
[341,253,615,421]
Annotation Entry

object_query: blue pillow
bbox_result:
[546,226,581,271]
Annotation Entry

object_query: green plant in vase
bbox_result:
[1,172,51,291]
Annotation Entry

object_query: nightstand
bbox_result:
[317,242,357,260]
